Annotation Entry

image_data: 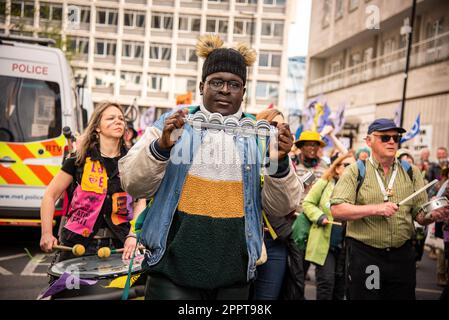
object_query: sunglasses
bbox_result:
[372,134,402,143]
[339,163,351,168]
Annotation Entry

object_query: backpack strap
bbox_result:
[400,159,414,182]
[356,159,366,196]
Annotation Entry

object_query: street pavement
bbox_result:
[0,226,445,300]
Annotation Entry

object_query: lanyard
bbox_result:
[369,156,398,202]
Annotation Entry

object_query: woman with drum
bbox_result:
[40,101,146,262]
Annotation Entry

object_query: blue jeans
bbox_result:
[253,237,288,300]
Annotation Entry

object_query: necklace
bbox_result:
[100,150,120,158]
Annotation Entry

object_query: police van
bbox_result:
[0,35,87,227]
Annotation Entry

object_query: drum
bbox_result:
[420,196,449,218]
[48,253,144,279]
[45,254,145,300]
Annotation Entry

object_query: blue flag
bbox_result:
[400,114,420,143]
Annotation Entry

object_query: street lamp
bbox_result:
[399,0,417,147]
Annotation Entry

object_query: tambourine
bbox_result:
[185,111,276,137]
[420,196,449,218]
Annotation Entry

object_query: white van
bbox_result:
[0,35,86,227]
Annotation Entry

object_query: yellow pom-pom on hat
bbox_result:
[196,34,256,85]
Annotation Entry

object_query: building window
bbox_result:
[96,9,118,26]
[40,2,62,21]
[206,17,228,34]
[174,77,197,94]
[120,72,142,89]
[259,52,281,68]
[150,44,172,61]
[234,19,255,36]
[363,47,373,62]
[124,11,145,28]
[178,16,201,32]
[382,38,396,56]
[349,52,361,67]
[11,1,34,18]
[348,0,359,11]
[148,74,169,92]
[335,0,344,20]
[236,0,257,4]
[95,39,117,57]
[0,2,6,16]
[322,0,331,28]
[263,0,286,6]
[151,13,173,30]
[122,41,144,59]
[79,7,90,24]
[261,21,283,37]
[399,33,407,49]
[426,17,445,39]
[94,70,115,87]
[68,37,89,55]
[256,81,279,99]
[425,18,445,55]
[330,60,342,74]
[177,47,198,63]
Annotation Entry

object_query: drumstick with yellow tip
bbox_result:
[322,220,343,226]
[53,244,85,256]
[97,245,145,259]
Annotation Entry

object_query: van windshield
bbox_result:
[0,75,62,142]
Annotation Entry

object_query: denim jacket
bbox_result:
[118,107,302,282]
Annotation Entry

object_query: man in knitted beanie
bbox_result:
[119,34,302,300]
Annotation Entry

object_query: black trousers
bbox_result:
[281,238,309,300]
[346,238,416,300]
[145,273,250,300]
[315,246,346,300]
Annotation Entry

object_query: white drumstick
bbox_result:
[398,179,438,206]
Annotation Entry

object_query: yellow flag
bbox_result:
[105,274,141,289]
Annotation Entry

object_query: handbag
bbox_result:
[291,212,311,251]
[292,179,331,250]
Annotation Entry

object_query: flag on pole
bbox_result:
[400,114,420,144]
[331,103,346,134]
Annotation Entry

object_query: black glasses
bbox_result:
[372,134,402,143]
[339,163,351,168]
[207,79,243,93]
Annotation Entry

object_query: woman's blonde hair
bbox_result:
[321,151,355,181]
[256,109,283,122]
[75,101,126,166]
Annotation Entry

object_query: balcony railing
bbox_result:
[308,31,449,96]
